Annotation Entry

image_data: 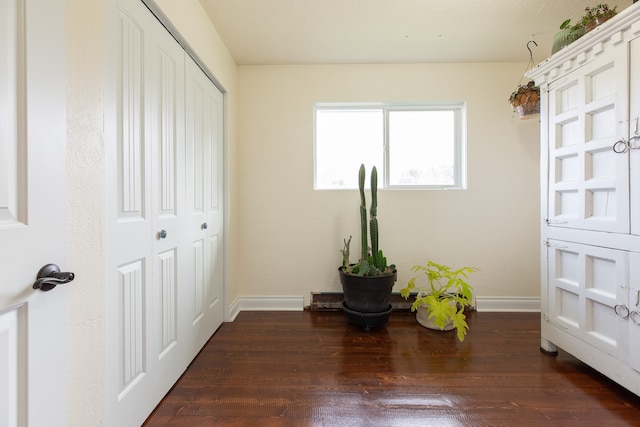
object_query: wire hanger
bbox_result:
[517,39,537,86]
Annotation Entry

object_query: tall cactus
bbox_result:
[346,163,391,276]
[358,164,368,264]
[340,164,393,276]
[369,166,378,265]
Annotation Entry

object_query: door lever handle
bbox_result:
[32,263,75,292]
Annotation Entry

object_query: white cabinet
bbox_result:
[528,5,640,396]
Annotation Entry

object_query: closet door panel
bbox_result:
[105,2,153,425]
[106,1,186,424]
[148,14,185,393]
[184,56,224,359]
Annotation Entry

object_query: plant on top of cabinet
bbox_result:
[400,261,477,342]
[552,19,586,54]
[339,164,397,331]
[581,3,618,32]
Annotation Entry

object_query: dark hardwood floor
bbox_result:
[144,310,640,426]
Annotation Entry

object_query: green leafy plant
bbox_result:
[340,164,395,277]
[552,3,617,53]
[400,261,477,341]
[581,3,617,27]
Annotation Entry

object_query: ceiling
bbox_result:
[199,0,632,65]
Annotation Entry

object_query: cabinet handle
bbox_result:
[545,219,569,226]
[613,139,628,153]
[614,304,630,318]
[545,240,568,249]
[159,230,167,239]
[631,311,640,326]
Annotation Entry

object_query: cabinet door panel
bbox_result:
[629,252,640,372]
[547,240,628,360]
[547,51,629,233]
[630,36,640,236]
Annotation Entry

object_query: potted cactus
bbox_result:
[339,164,396,330]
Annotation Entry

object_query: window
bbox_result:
[314,103,466,190]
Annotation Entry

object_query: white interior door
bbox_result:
[184,55,224,357]
[0,0,67,426]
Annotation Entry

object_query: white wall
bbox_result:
[66,0,106,424]
[65,0,237,424]
[236,63,541,304]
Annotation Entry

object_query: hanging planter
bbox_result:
[509,81,540,120]
[509,41,540,120]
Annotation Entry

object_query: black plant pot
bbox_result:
[338,267,397,330]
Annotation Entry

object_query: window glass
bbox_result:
[388,110,456,186]
[315,109,383,189]
[314,103,465,190]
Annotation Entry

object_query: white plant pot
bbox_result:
[415,303,455,331]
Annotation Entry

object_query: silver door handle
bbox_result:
[32,263,75,292]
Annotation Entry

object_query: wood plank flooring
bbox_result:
[144,310,640,426]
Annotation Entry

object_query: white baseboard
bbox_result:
[225,295,539,322]
[226,296,304,321]
[476,296,540,312]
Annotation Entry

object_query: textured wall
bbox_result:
[66,0,106,425]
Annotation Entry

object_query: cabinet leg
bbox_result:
[540,338,558,356]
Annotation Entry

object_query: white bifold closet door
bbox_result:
[105,0,224,425]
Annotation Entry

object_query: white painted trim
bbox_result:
[227,298,241,322]
[476,297,540,312]
[227,296,305,321]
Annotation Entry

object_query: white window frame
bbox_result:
[313,102,467,190]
